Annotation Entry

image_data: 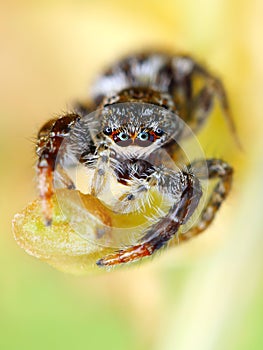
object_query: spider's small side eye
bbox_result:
[137,132,149,141]
[103,126,112,135]
[155,128,164,136]
[118,132,129,141]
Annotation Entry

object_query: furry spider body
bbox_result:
[36,52,234,267]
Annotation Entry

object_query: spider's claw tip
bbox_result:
[96,258,105,267]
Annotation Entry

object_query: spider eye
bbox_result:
[103,126,112,135]
[118,132,129,141]
[155,128,164,136]
[137,132,149,141]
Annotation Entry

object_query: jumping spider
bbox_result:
[36,52,235,267]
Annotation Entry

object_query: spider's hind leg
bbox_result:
[172,56,239,145]
[179,158,233,242]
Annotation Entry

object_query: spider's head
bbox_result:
[100,102,182,154]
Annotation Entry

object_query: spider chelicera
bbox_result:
[36,52,236,267]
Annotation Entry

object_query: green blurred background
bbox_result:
[1,0,263,349]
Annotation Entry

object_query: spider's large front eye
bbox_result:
[113,131,132,147]
[137,132,149,141]
[118,132,129,141]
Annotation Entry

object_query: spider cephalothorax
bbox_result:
[36,51,235,267]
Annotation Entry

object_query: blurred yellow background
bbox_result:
[1,0,263,349]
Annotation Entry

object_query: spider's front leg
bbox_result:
[96,167,202,267]
[112,159,156,214]
[90,142,112,197]
[36,113,81,225]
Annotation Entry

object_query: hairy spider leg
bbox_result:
[171,56,240,146]
[96,169,202,267]
[36,114,80,225]
[111,158,157,214]
[178,158,233,242]
[113,177,154,214]
[90,145,111,197]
